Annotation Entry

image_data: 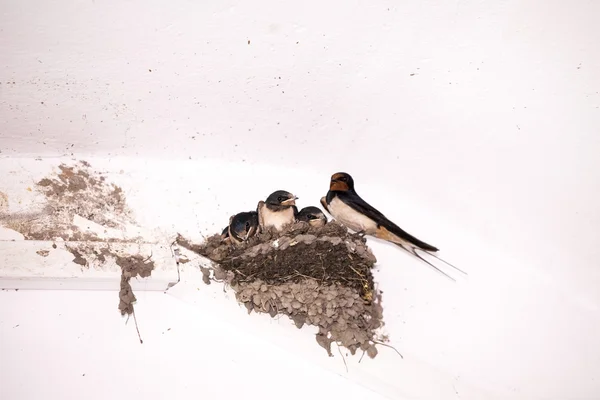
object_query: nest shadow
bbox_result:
[178,221,389,358]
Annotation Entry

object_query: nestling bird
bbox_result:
[226,211,259,244]
[257,190,298,231]
[320,172,466,280]
[296,206,327,228]
[221,226,230,242]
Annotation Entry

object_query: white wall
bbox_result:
[1,1,600,399]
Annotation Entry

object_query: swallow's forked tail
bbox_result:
[377,227,467,281]
[408,246,467,282]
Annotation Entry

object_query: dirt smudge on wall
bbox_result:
[1,161,162,326]
[0,191,8,212]
[0,160,135,241]
[35,249,50,257]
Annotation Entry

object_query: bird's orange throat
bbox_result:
[330,181,349,191]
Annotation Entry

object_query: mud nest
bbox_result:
[177,221,389,358]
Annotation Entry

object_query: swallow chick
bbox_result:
[227,211,259,244]
[296,206,327,228]
[221,225,231,243]
[257,190,298,231]
[320,172,466,281]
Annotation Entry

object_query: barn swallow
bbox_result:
[320,172,466,280]
[296,206,327,228]
[257,190,298,231]
[227,211,259,244]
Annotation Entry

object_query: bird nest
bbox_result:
[177,221,390,358]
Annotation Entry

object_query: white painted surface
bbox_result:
[1,0,600,399]
[0,289,392,400]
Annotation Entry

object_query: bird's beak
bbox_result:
[282,196,298,205]
[245,226,257,240]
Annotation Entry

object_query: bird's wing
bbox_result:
[257,201,265,230]
[320,196,329,212]
[338,190,386,219]
[339,190,439,252]
[250,211,259,226]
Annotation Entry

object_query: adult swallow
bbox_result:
[296,206,327,228]
[320,172,466,280]
[227,211,259,244]
[257,190,298,231]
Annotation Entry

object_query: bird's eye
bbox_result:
[245,221,251,231]
[277,196,284,202]
[307,215,316,220]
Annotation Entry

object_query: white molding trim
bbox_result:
[0,239,179,291]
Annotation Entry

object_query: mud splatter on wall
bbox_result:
[0,160,136,241]
[0,160,165,317]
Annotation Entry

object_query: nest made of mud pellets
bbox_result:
[178,221,388,358]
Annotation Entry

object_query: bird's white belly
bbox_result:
[328,197,378,234]
[263,206,295,230]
